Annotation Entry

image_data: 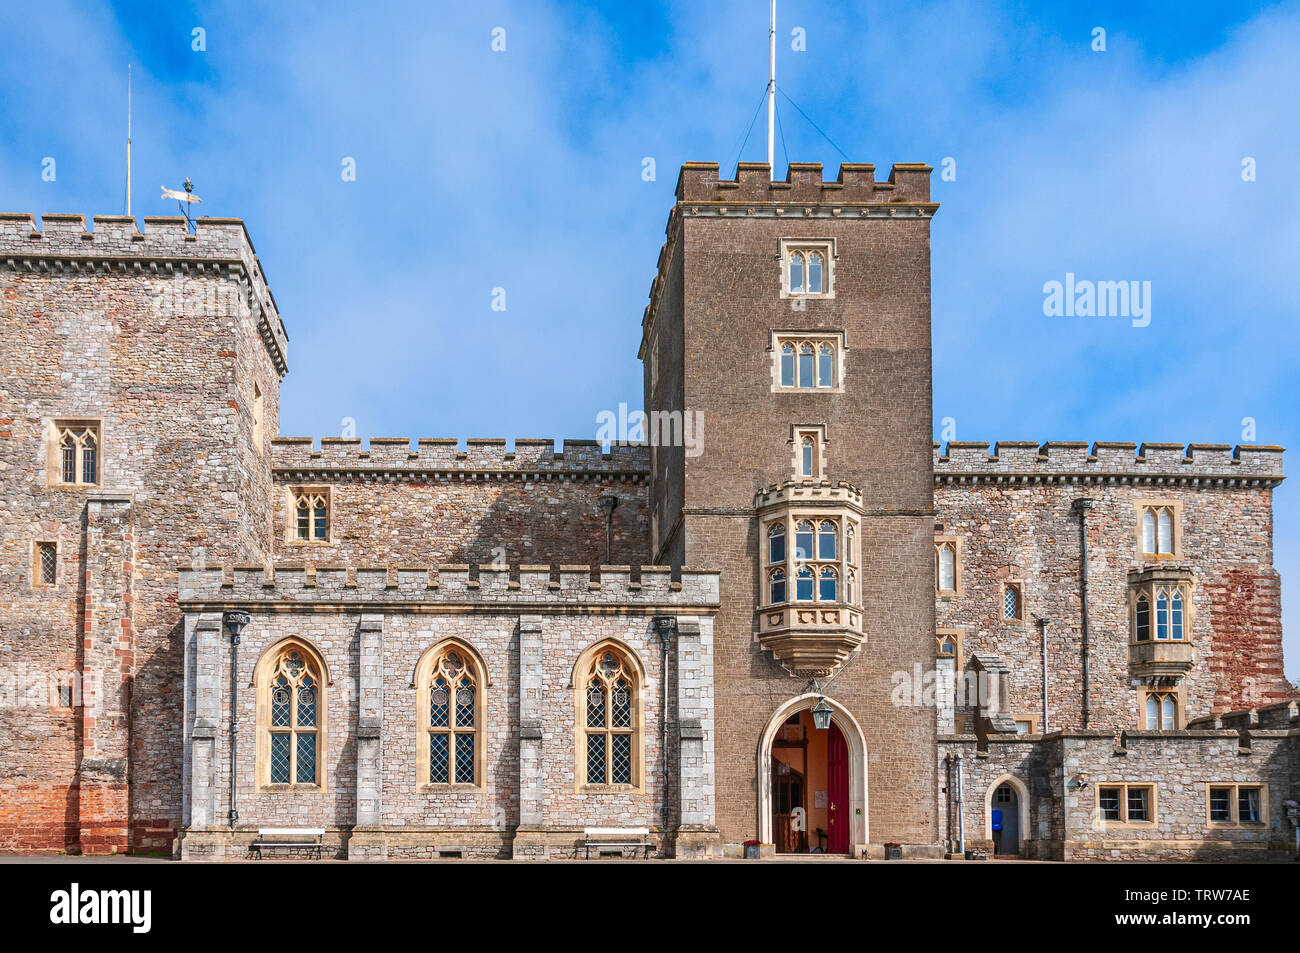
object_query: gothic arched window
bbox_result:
[417,642,482,786]
[580,645,640,788]
[258,641,326,788]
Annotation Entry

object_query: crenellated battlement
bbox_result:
[178,563,719,608]
[675,161,934,206]
[271,437,650,478]
[0,212,287,374]
[934,441,1284,486]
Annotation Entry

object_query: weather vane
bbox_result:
[161,178,203,231]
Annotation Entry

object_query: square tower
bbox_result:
[640,161,938,853]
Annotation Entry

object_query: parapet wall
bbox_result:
[271,437,650,476]
[676,161,933,205]
[0,212,287,374]
[179,564,718,607]
[934,441,1284,484]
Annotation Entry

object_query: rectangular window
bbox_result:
[772,332,845,392]
[1207,784,1266,826]
[52,421,101,486]
[36,542,57,586]
[779,239,835,298]
[1098,783,1156,824]
[253,384,264,453]
[1099,787,1122,821]
[288,487,331,543]
[935,538,961,594]
[1137,502,1181,559]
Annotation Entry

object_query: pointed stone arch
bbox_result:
[984,772,1031,844]
[757,693,868,853]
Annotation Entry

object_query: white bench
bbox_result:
[583,827,652,859]
[250,827,324,860]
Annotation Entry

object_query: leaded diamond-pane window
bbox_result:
[261,643,323,787]
[295,733,317,784]
[586,732,606,785]
[610,733,632,785]
[581,645,639,788]
[270,733,291,784]
[423,644,479,785]
[430,733,450,784]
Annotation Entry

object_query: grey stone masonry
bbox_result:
[935,441,1283,484]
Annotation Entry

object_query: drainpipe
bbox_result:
[223,610,251,830]
[1035,616,1050,734]
[953,752,965,857]
[1071,499,1097,728]
[598,493,619,565]
[654,616,676,846]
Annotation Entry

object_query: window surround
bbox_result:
[778,238,837,299]
[1012,715,1041,735]
[791,425,828,481]
[285,485,333,544]
[254,638,329,791]
[1001,581,1025,623]
[935,536,963,596]
[253,384,264,456]
[1135,499,1183,561]
[769,330,847,393]
[1129,573,1193,644]
[572,640,645,793]
[414,639,487,790]
[1204,783,1269,828]
[33,541,58,588]
[935,628,964,671]
[1095,783,1157,827]
[1139,686,1183,730]
[46,418,103,488]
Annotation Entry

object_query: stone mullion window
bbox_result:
[288,486,332,543]
[1206,783,1267,827]
[578,645,641,790]
[53,422,101,486]
[257,642,326,789]
[1132,583,1189,642]
[417,644,481,787]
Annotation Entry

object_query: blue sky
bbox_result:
[1,1,1297,677]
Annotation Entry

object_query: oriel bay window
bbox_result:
[761,511,859,608]
[1128,569,1196,677]
[753,481,866,677]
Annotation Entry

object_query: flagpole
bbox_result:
[767,0,776,179]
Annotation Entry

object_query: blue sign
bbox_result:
[991,808,1003,832]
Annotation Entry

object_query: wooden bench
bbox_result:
[583,827,652,859]
[249,827,324,860]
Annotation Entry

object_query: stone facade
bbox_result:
[0,162,1295,861]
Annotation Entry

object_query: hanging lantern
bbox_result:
[811,696,833,731]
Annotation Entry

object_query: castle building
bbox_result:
[0,161,1295,861]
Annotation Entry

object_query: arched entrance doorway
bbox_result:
[986,774,1029,857]
[758,694,867,855]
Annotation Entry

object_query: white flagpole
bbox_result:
[767,0,776,178]
[126,64,132,217]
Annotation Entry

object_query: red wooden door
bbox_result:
[827,721,849,853]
